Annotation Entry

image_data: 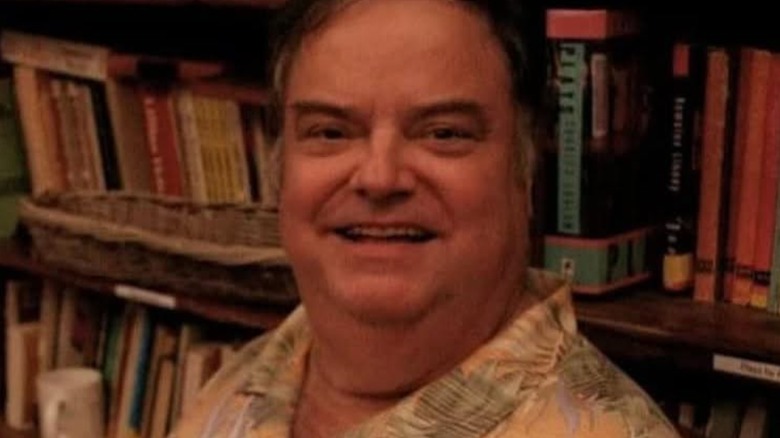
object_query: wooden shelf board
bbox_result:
[575,289,780,367]
[3,238,780,372]
[188,78,270,105]
[0,239,292,330]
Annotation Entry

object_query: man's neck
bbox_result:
[292,357,400,438]
[293,283,535,434]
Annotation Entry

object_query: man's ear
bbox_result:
[514,108,537,216]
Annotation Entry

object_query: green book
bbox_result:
[0,73,30,238]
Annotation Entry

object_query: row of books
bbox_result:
[539,9,662,295]
[0,30,280,213]
[663,42,780,314]
[3,278,256,437]
[539,10,780,309]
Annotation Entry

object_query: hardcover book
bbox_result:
[545,9,652,237]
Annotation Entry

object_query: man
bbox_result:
[172,0,679,436]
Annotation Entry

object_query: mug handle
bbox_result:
[41,395,64,438]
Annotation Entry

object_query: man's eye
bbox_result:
[309,127,347,140]
[430,127,474,140]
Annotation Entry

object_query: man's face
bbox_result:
[280,0,528,324]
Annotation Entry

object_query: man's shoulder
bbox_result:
[514,334,679,437]
[560,335,680,436]
[488,332,680,438]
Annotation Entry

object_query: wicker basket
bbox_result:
[18,191,298,304]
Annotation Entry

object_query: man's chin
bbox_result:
[324,281,446,328]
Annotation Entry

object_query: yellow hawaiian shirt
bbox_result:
[171,269,679,437]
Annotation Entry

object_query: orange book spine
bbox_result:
[750,54,780,308]
[693,47,738,302]
[732,48,771,305]
[545,9,639,40]
[722,47,754,302]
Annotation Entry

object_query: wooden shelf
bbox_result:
[0,239,292,331]
[188,78,270,105]
[2,237,780,378]
[575,289,780,376]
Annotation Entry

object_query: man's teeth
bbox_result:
[336,225,436,242]
[346,226,427,238]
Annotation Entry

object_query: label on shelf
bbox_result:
[713,354,780,384]
[114,284,176,309]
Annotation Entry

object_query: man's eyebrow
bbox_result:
[408,100,488,123]
[288,99,488,123]
[288,100,356,120]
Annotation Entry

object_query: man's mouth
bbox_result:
[334,226,437,243]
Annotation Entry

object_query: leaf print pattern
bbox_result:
[171,269,680,438]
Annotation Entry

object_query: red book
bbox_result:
[139,84,184,197]
[750,54,780,308]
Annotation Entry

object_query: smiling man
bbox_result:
[171,0,678,436]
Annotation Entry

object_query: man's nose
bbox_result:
[348,131,415,201]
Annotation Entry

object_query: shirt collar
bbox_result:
[241,269,576,435]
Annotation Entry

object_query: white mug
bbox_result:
[36,367,105,438]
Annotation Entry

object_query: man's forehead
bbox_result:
[286,0,511,98]
[280,0,514,130]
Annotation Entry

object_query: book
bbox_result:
[545,9,650,237]
[750,53,780,309]
[0,69,30,238]
[661,42,705,293]
[728,47,771,305]
[693,46,741,303]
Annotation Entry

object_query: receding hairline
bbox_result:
[271,0,520,101]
